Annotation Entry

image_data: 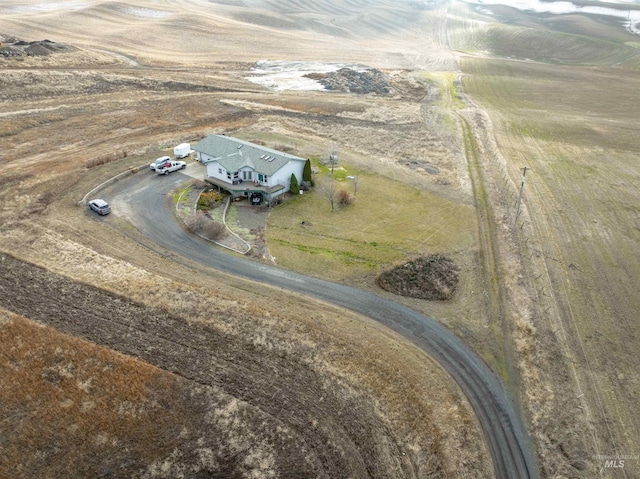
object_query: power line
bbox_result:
[515,166,528,225]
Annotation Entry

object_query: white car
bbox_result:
[156,160,187,175]
[88,199,111,215]
[150,156,171,171]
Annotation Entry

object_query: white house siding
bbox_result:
[196,136,307,197]
[269,160,305,190]
[205,160,227,182]
[204,157,305,192]
[197,152,211,163]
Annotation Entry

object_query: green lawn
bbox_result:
[266,163,477,281]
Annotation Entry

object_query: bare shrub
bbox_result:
[185,212,205,231]
[185,212,225,241]
[191,179,207,190]
[337,189,353,207]
[202,221,225,240]
[300,181,311,191]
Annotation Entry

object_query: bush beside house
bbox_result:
[290,173,299,195]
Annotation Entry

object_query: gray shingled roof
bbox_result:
[194,135,305,176]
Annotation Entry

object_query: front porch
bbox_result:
[205,177,286,204]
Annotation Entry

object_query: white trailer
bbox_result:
[173,143,191,159]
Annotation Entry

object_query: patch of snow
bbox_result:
[246,60,369,91]
[1,1,89,14]
[115,6,172,18]
[463,0,640,35]
[476,7,496,15]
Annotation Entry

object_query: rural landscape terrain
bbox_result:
[1,0,639,478]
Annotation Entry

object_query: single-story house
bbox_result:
[194,134,306,205]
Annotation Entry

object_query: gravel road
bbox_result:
[102,168,538,479]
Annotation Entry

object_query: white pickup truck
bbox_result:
[150,156,171,171]
[156,160,186,175]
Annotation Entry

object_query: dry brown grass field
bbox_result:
[1,0,639,477]
[461,56,640,478]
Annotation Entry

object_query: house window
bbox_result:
[218,168,223,174]
[226,172,231,179]
[242,171,253,181]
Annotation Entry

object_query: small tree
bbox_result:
[289,173,299,194]
[303,159,312,183]
[317,177,337,211]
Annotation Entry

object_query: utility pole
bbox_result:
[515,166,528,225]
[328,143,339,175]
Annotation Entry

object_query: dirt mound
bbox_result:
[0,35,74,58]
[305,67,391,94]
[376,254,460,300]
